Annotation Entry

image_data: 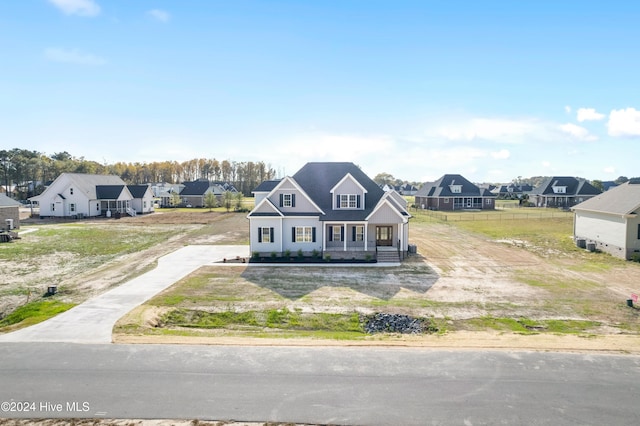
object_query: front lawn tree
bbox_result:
[222,191,234,212]
[204,192,217,211]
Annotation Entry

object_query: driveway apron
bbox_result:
[0,245,248,344]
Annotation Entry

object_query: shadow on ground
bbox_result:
[240,256,440,301]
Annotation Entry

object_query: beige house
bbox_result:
[0,193,21,230]
[572,180,640,260]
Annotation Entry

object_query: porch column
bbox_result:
[364,223,368,251]
[278,217,283,253]
[322,224,326,252]
[343,222,347,251]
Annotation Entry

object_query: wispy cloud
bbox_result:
[48,0,100,17]
[576,107,605,122]
[559,123,597,141]
[148,9,171,23]
[607,108,640,137]
[44,47,106,66]
[437,118,536,143]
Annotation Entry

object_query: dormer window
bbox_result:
[553,186,567,194]
[70,188,74,195]
[339,194,360,209]
[449,185,462,194]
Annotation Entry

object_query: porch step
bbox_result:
[376,251,400,263]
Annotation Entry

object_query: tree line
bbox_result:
[0,148,277,199]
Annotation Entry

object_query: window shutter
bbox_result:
[340,226,344,241]
[336,195,340,207]
[258,229,262,243]
[291,194,296,207]
[357,195,361,208]
[279,194,283,207]
[352,226,356,241]
[270,228,274,243]
[328,226,333,242]
[292,227,296,242]
[312,227,316,242]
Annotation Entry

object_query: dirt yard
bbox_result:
[3,209,640,352]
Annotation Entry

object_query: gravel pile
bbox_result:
[362,313,437,334]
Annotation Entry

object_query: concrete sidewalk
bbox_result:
[0,245,248,344]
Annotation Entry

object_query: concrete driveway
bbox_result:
[0,245,248,344]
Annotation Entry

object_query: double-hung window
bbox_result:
[283,194,292,207]
[339,194,358,208]
[354,225,364,241]
[295,226,313,242]
[260,227,272,243]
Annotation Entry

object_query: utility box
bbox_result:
[5,218,13,230]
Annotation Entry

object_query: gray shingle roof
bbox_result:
[531,176,601,196]
[415,174,494,197]
[0,193,21,207]
[572,181,640,215]
[253,180,281,193]
[96,185,127,199]
[127,185,151,198]
[292,162,385,221]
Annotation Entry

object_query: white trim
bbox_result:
[366,198,408,222]
[272,176,325,214]
[246,197,284,218]
[329,173,368,195]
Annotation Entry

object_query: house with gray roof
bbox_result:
[179,179,238,207]
[29,173,150,218]
[0,193,21,230]
[572,180,640,260]
[247,162,411,262]
[414,174,496,211]
[529,176,601,208]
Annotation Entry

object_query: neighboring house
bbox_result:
[151,183,184,207]
[29,173,139,218]
[247,162,411,261]
[492,183,533,199]
[179,180,238,207]
[414,174,496,210]
[0,193,21,230]
[572,180,640,260]
[127,185,155,214]
[529,177,601,208]
[398,183,418,196]
[380,183,418,196]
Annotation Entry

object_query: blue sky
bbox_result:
[1,0,639,183]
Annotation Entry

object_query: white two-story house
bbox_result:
[247,162,411,262]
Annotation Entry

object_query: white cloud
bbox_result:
[437,118,536,143]
[148,9,171,22]
[607,108,640,137]
[44,48,106,66]
[542,161,551,168]
[491,149,510,160]
[48,0,100,16]
[564,106,572,114]
[559,123,597,141]
[603,166,616,174]
[576,107,605,122]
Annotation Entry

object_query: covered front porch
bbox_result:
[322,222,407,260]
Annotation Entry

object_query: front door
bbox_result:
[376,226,393,246]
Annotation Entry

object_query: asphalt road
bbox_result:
[1,343,639,425]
